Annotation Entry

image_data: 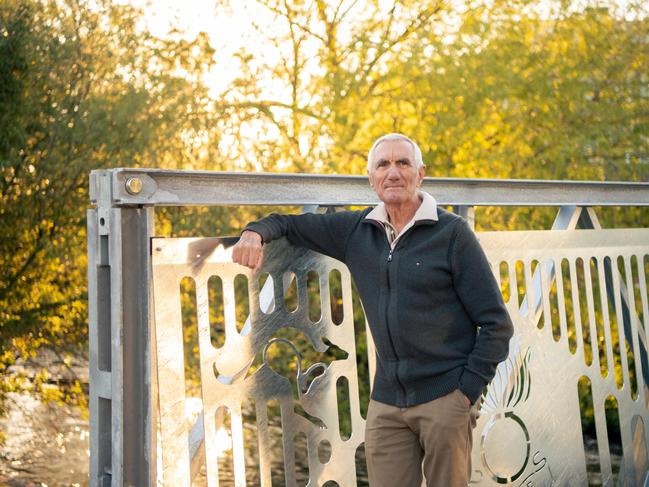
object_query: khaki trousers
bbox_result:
[364,390,479,487]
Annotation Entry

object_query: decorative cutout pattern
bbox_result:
[473,228,649,486]
[153,237,365,486]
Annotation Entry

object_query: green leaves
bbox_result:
[0,0,221,409]
[1,0,647,414]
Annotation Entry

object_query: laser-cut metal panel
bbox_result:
[474,228,649,486]
[152,228,649,487]
[152,237,364,487]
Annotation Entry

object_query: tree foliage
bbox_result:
[0,0,219,407]
[1,0,647,425]
[215,0,648,180]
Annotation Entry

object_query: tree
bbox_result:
[0,0,220,411]
[214,0,648,228]
[2,0,646,448]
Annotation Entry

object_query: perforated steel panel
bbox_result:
[152,228,649,486]
[475,228,649,487]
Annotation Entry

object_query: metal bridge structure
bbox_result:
[87,169,649,486]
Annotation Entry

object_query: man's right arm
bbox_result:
[232,211,362,270]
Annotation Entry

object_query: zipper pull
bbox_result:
[387,249,393,262]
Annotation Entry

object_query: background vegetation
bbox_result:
[1,0,648,451]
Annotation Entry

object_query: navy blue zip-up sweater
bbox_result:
[245,207,513,407]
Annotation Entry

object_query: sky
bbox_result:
[120,0,271,96]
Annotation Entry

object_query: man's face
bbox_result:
[368,139,425,205]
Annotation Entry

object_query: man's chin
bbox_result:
[381,195,408,205]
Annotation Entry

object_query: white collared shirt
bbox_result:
[365,191,439,249]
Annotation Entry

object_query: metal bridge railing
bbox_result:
[87,169,649,486]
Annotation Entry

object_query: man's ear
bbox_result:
[417,165,425,186]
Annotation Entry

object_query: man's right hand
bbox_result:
[232,230,264,272]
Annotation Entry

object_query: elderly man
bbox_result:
[232,133,513,486]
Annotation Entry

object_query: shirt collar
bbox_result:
[365,190,439,225]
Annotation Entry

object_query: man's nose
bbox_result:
[386,164,401,178]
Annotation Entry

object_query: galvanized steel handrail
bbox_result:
[89,169,649,207]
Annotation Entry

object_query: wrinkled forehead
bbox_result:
[372,139,415,164]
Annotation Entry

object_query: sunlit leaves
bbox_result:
[214,0,648,188]
[0,0,221,411]
[2,0,648,420]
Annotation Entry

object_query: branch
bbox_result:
[222,100,326,121]
[361,3,445,97]
[333,0,360,24]
[253,0,327,43]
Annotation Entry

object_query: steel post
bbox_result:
[89,169,156,486]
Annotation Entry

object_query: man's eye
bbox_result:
[398,160,411,166]
[376,160,388,167]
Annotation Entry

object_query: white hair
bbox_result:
[367,133,424,172]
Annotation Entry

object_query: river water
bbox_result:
[0,392,89,487]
